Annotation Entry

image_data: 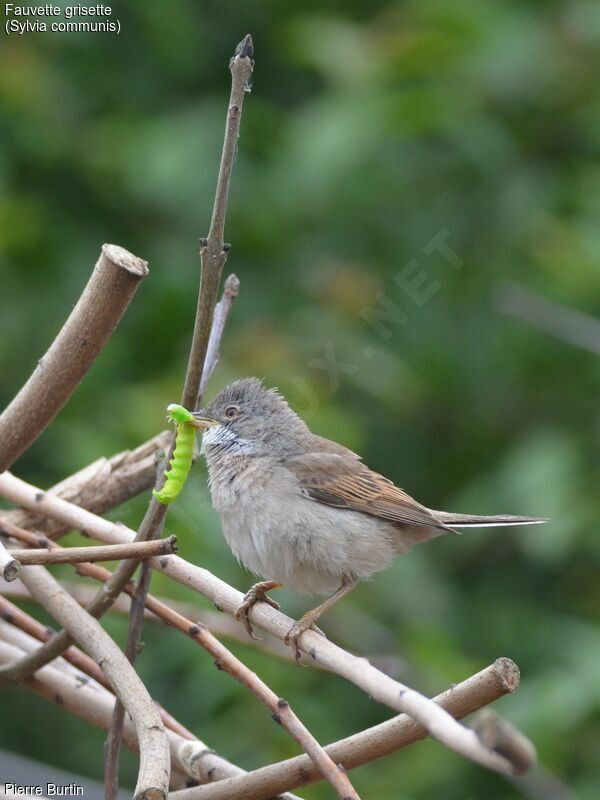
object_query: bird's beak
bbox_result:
[189,412,218,431]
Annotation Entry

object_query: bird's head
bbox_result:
[192,378,308,457]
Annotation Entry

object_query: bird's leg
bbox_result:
[285,577,358,662]
[234,580,283,640]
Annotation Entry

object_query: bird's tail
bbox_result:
[432,511,548,529]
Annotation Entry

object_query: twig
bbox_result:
[473,709,537,775]
[0,473,533,776]
[182,35,254,411]
[0,540,20,582]
[0,636,301,799]
[3,525,359,799]
[0,498,169,686]
[105,557,154,799]
[16,564,170,800]
[0,594,194,741]
[0,431,171,538]
[169,658,520,800]
[199,274,240,395]
[1,522,297,663]
[0,245,149,474]
[111,580,361,799]
[105,35,254,797]
[5,536,177,565]
[494,280,600,355]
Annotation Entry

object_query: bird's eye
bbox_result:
[224,405,240,419]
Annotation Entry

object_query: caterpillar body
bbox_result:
[152,403,196,505]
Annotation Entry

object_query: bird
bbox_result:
[191,377,546,659]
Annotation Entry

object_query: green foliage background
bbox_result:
[1,1,599,798]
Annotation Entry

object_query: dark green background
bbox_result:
[1,1,598,798]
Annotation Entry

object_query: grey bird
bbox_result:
[192,378,546,658]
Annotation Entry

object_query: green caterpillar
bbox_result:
[152,403,196,505]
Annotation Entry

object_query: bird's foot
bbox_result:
[285,614,325,664]
[234,581,281,640]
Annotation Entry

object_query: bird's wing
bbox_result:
[285,451,452,531]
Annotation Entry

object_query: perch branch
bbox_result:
[0,540,20,582]
[111,581,361,799]
[0,636,301,799]
[0,473,533,776]
[5,536,177,565]
[170,658,520,800]
[0,244,148,474]
[3,526,359,799]
[2,575,299,664]
[1,520,298,664]
[15,565,170,800]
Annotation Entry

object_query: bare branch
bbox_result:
[4,523,359,799]
[182,36,254,412]
[474,709,537,775]
[0,636,301,799]
[16,564,170,800]
[0,594,195,742]
[0,540,20,582]
[6,536,177,565]
[200,274,240,396]
[0,431,170,538]
[105,36,254,795]
[0,244,149,474]
[169,658,520,800]
[120,585,361,799]
[0,472,533,776]
[105,556,154,799]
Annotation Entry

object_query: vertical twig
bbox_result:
[182,35,254,411]
[104,35,254,798]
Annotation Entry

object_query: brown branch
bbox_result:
[0,594,194,742]
[105,556,154,799]
[110,579,361,799]
[170,658,520,800]
[0,497,170,686]
[0,244,148,474]
[6,536,177,565]
[0,473,533,776]
[0,540,20,582]
[473,709,537,775]
[1,522,298,663]
[3,524,359,799]
[199,273,240,396]
[105,35,254,797]
[181,36,254,412]
[0,636,301,799]
[0,431,170,538]
[16,564,170,800]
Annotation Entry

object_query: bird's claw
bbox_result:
[234,586,280,640]
[284,619,325,664]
